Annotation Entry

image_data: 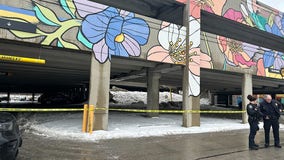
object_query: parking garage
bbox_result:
[1,0,284,131]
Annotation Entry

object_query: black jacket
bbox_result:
[260,100,282,120]
[247,103,262,121]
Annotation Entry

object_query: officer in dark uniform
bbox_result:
[260,94,283,148]
[247,95,262,150]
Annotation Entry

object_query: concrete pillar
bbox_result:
[147,68,161,117]
[32,93,35,102]
[242,73,252,123]
[182,93,201,127]
[207,91,213,105]
[182,65,200,127]
[88,54,110,131]
[227,95,232,106]
[232,95,237,106]
[7,92,10,104]
[191,96,200,126]
[214,95,218,105]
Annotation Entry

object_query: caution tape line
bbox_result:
[0,108,83,112]
[0,108,246,113]
[104,108,246,114]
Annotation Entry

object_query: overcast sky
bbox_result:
[257,0,284,12]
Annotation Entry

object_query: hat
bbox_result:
[247,95,257,101]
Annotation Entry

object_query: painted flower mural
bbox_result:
[240,0,267,30]
[9,0,150,64]
[76,4,150,63]
[265,13,284,37]
[254,16,284,78]
[217,8,258,69]
[217,36,258,69]
[256,49,284,78]
[263,14,284,72]
[147,17,211,96]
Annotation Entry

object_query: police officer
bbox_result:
[260,94,282,148]
[247,95,262,150]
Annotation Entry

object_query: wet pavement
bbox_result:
[17,129,284,160]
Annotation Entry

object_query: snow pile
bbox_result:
[200,98,210,105]
[22,112,271,141]
[111,91,210,105]
[111,91,182,104]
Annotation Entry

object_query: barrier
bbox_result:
[82,104,88,133]
[0,107,246,114]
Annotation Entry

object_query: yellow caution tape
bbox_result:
[0,54,46,64]
[100,108,246,114]
[0,107,246,114]
[0,108,83,112]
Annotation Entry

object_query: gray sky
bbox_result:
[257,0,284,12]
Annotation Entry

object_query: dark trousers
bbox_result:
[263,119,280,145]
[249,119,259,147]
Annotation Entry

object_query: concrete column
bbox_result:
[182,93,200,127]
[147,68,161,117]
[191,96,200,126]
[209,93,213,105]
[227,95,232,106]
[32,93,35,102]
[214,95,218,105]
[7,92,10,104]
[88,54,110,131]
[207,91,213,105]
[242,73,252,124]
[232,95,237,106]
[182,0,201,127]
[182,65,200,127]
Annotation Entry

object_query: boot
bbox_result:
[249,146,258,150]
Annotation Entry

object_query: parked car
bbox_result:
[38,92,72,104]
[0,112,22,160]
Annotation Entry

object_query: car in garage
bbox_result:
[0,112,22,160]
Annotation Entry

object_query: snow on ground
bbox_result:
[111,91,209,105]
[18,91,255,141]
[21,112,280,142]
[16,91,280,141]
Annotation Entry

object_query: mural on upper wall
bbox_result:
[3,0,283,95]
[0,0,150,63]
[177,0,284,79]
[147,0,207,96]
[202,31,284,79]
[0,0,202,97]
[177,0,284,38]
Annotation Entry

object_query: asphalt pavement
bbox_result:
[17,129,284,160]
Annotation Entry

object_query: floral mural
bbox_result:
[78,5,149,63]
[7,0,150,63]
[1,0,284,98]
[176,0,284,79]
[147,15,211,96]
